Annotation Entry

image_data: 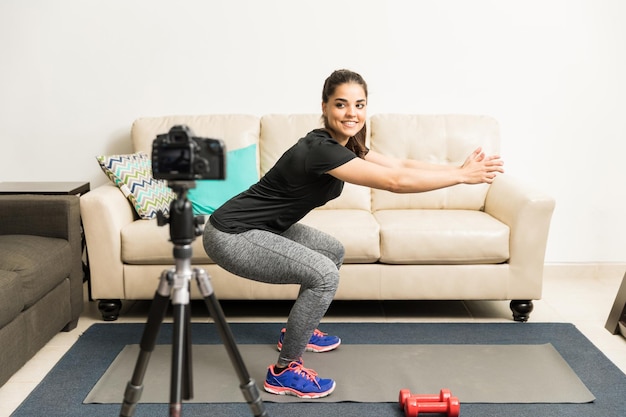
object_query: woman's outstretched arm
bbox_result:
[328,147,504,194]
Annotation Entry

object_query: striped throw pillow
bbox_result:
[96,152,175,219]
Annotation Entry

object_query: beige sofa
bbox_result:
[81,114,555,322]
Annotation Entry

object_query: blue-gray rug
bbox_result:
[10,322,626,417]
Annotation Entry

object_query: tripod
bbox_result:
[120,181,268,417]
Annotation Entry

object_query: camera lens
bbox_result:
[193,158,209,175]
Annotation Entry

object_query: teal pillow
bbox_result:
[188,144,258,215]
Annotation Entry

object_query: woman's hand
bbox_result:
[460,147,504,184]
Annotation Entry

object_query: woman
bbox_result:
[203,69,504,398]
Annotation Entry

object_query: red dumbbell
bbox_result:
[398,388,452,409]
[404,395,460,417]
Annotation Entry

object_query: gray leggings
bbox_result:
[203,222,344,366]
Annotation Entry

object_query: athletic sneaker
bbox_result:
[264,360,336,398]
[277,328,341,353]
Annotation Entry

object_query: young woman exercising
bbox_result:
[203,69,504,398]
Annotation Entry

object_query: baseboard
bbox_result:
[544,262,626,281]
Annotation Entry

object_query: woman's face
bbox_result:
[322,82,367,144]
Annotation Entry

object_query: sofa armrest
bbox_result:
[0,194,84,322]
[0,194,80,240]
[484,174,556,295]
[80,183,136,299]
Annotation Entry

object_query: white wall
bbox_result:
[1,0,624,263]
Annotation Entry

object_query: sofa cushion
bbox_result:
[121,220,209,264]
[0,235,72,308]
[0,269,22,328]
[131,114,261,155]
[374,210,510,264]
[299,210,380,263]
[121,210,381,265]
[96,152,175,219]
[370,114,500,211]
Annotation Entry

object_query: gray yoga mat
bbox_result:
[84,343,595,404]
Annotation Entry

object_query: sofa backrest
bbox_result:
[129,113,500,213]
[131,114,261,168]
[260,114,372,211]
[370,114,500,211]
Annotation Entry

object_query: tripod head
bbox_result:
[157,181,205,248]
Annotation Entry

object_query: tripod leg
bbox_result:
[120,271,172,417]
[170,266,195,416]
[182,300,193,401]
[168,243,200,416]
[195,268,269,417]
[170,302,186,417]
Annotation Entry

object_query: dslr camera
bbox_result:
[152,125,226,181]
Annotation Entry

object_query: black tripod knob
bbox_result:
[194,216,205,237]
[156,210,168,227]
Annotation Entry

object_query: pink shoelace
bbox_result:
[286,361,321,388]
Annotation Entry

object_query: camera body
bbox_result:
[152,125,226,181]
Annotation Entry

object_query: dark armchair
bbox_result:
[0,194,83,387]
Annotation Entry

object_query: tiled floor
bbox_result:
[1,265,625,416]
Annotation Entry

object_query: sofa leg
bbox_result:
[62,318,79,332]
[510,300,533,322]
[98,299,122,321]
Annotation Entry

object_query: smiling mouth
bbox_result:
[342,121,359,127]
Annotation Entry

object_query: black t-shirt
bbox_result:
[209,129,359,234]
